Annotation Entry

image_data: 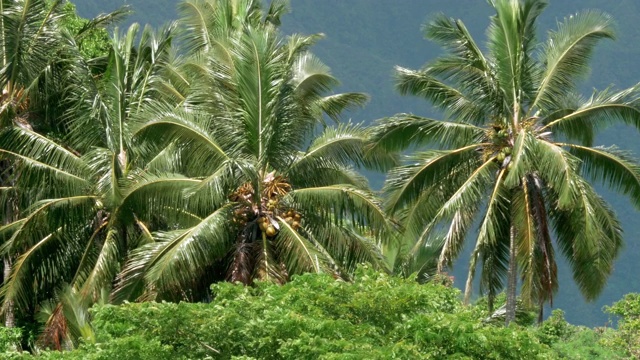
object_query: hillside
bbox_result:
[75,0,640,326]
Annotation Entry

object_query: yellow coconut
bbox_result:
[265,225,277,237]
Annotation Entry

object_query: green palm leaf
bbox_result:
[565,144,640,208]
[549,179,622,300]
[115,205,234,299]
[290,185,390,240]
[530,10,615,113]
[383,144,485,213]
[368,114,484,152]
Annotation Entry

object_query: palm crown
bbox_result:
[370,0,640,317]
[0,22,175,341]
[108,0,395,301]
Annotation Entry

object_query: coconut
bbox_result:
[292,221,300,229]
[285,217,293,224]
[293,213,301,221]
[496,152,506,162]
[265,225,277,237]
[503,147,512,155]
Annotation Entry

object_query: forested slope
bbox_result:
[75,0,640,326]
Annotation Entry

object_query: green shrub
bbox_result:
[0,326,22,353]
[18,267,552,359]
[536,309,625,359]
[603,293,640,358]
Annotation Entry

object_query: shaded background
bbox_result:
[75,0,640,326]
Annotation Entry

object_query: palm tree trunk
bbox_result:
[505,225,517,326]
[3,258,14,328]
[537,301,544,325]
[1,160,16,328]
[463,270,474,306]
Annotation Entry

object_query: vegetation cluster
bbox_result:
[0,0,640,358]
[1,268,638,359]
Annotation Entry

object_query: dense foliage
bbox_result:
[1,0,640,358]
[603,293,640,358]
[84,0,640,328]
[369,0,640,326]
[0,0,391,349]
[2,269,637,359]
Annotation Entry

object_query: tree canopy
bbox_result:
[0,0,640,356]
[369,0,640,324]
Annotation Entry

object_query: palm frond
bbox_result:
[38,285,95,351]
[0,127,90,196]
[368,114,484,152]
[465,169,510,305]
[134,105,230,170]
[422,14,502,119]
[265,0,290,27]
[411,158,496,266]
[115,205,234,299]
[119,172,201,223]
[289,185,390,240]
[274,216,327,274]
[423,13,488,68]
[304,220,389,275]
[3,196,96,253]
[531,138,581,209]
[254,231,286,284]
[486,0,545,107]
[1,228,82,313]
[541,86,640,136]
[289,122,397,174]
[565,144,640,209]
[315,93,369,123]
[383,144,484,213]
[503,129,534,189]
[76,226,122,303]
[437,207,478,272]
[287,159,370,189]
[513,174,557,307]
[291,52,339,98]
[395,66,488,124]
[530,9,615,113]
[0,0,65,94]
[74,6,132,41]
[549,178,622,300]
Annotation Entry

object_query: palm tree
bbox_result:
[0,0,130,332]
[369,0,640,325]
[112,0,395,302]
[0,0,70,329]
[0,23,180,348]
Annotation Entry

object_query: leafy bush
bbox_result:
[537,310,576,345]
[0,326,22,353]
[536,309,625,359]
[603,293,640,358]
[12,267,556,359]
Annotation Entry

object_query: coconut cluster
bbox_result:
[486,126,513,171]
[232,206,251,226]
[282,209,302,230]
[258,216,278,237]
[229,172,303,240]
[256,209,302,239]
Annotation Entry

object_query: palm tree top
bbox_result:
[370,0,640,319]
